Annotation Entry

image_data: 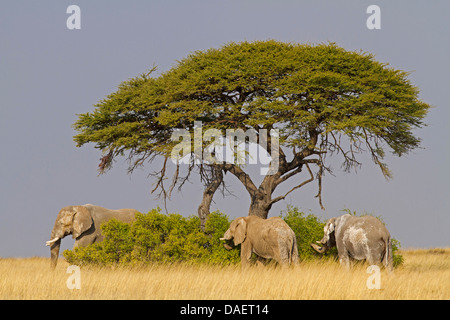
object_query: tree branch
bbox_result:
[221,163,258,196]
[269,163,314,205]
[362,128,392,179]
[197,165,224,228]
[276,165,304,184]
[150,157,169,212]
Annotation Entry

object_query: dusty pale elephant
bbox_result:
[46,204,138,268]
[220,216,299,267]
[311,214,393,271]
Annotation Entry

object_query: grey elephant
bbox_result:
[220,216,299,267]
[311,214,393,271]
[46,204,138,268]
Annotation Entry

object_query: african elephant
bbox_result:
[46,204,138,268]
[310,214,393,271]
[220,216,299,267]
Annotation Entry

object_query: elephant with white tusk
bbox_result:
[310,214,393,271]
[46,204,138,269]
[220,215,299,268]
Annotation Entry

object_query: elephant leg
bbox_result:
[384,238,394,273]
[339,252,351,270]
[74,232,96,248]
[366,250,379,266]
[366,256,376,267]
[275,249,290,268]
[240,241,252,268]
[255,256,265,267]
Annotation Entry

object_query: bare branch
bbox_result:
[328,131,362,172]
[149,157,169,213]
[313,159,325,210]
[168,162,180,198]
[150,157,167,194]
[362,129,393,179]
[276,165,303,184]
[221,163,259,196]
[177,154,196,191]
[269,163,314,205]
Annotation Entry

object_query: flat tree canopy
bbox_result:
[73,40,430,221]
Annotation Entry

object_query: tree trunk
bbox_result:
[248,189,273,219]
[248,200,271,219]
[197,187,215,228]
[197,167,223,228]
[214,148,317,220]
[220,163,280,220]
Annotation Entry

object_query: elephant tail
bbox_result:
[289,235,299,265]
[385,237,393,272]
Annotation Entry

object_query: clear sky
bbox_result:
[1,0,449,257]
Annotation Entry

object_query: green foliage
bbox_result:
[281,205,337,260]
[63,208,239,266]
[282,206,403,266]
[391,238,404,268]
[73,40,430,177]
[64,206,403,268]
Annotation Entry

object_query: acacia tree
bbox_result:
[73,41,430,223]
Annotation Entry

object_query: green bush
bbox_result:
[63,208,239,266]
[281,205,338,260]
[63,206,402,268]
[391,238,404,268]
[282,206,403,267]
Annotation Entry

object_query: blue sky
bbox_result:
[0,0,449,257]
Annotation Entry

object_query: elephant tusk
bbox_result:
[219,238,226,241]
[46,238,59,246]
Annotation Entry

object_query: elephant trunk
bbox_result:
[47,227,64,269]
[310,241,329,254]
[223,243,233,250]
[49,239,61,269]
[219,237,233,250]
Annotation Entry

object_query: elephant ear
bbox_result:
[327,223,334,234]
[327,218,336,234]
[72,206,93,239]
[233,218,247,245]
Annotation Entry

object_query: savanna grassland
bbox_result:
[0,249,448,300]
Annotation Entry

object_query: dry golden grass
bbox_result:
[0,248,449,300]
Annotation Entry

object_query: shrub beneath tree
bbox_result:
[63,206,403,268]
